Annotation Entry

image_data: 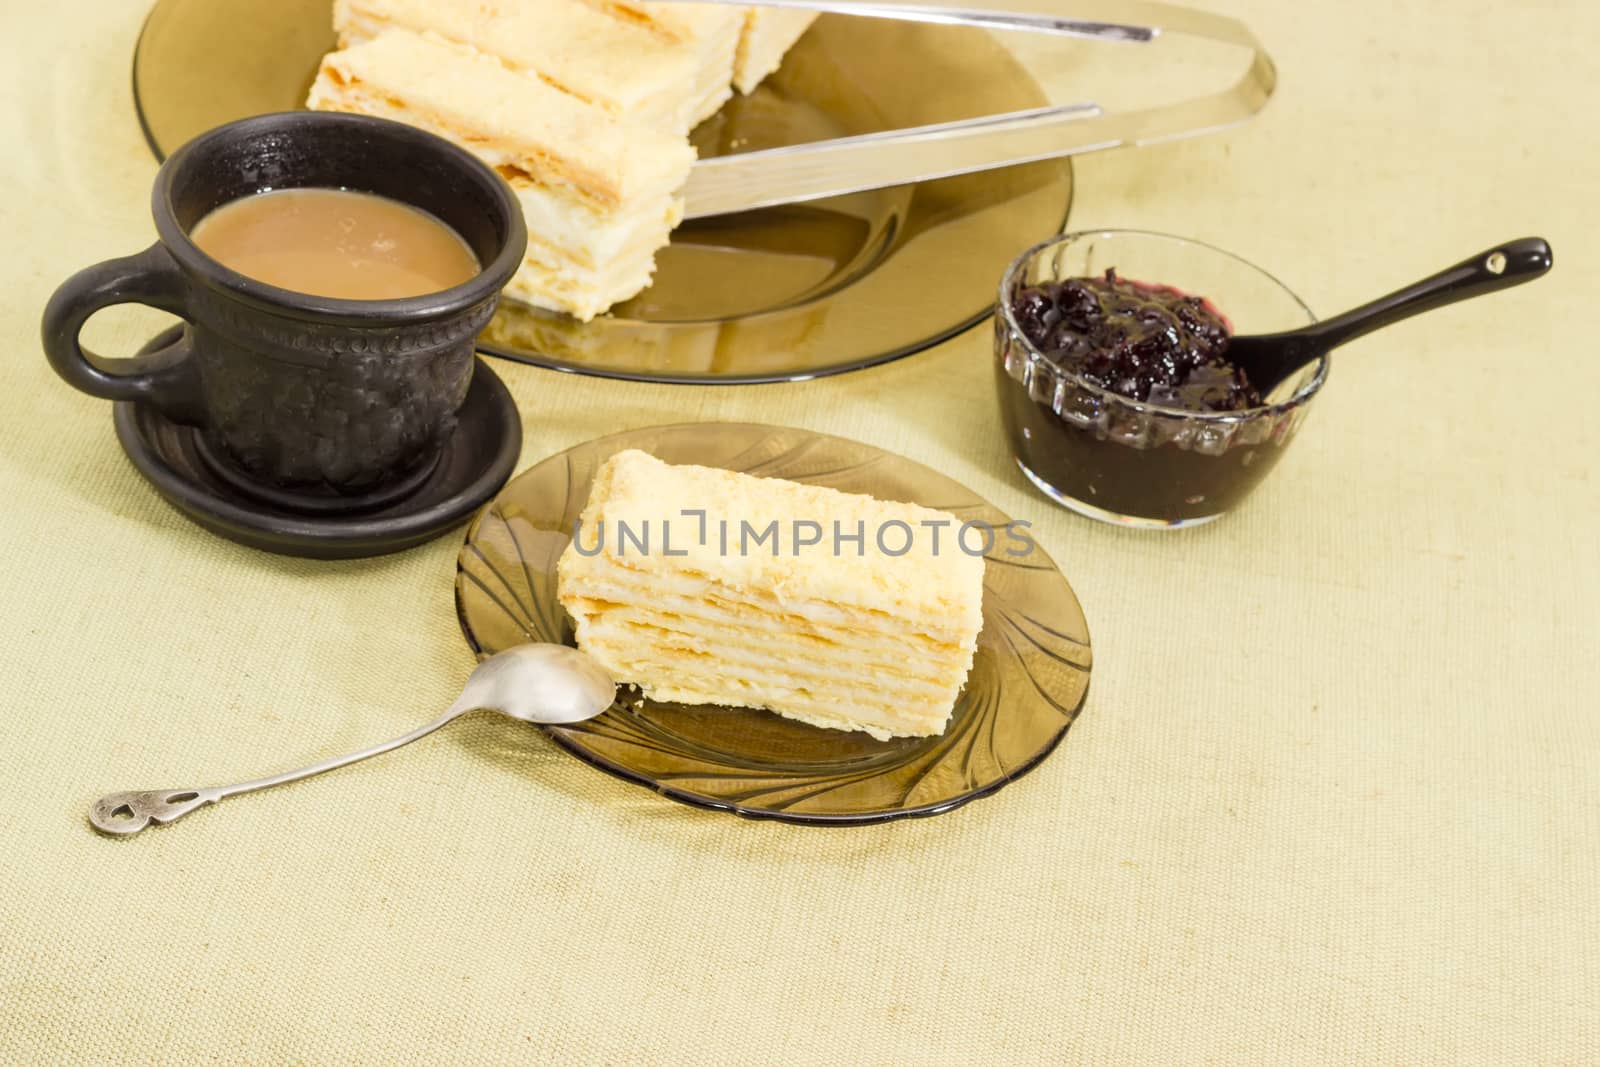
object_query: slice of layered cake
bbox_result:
[333,0,707,135]
[556,450,986,739]
[307,29,695,320]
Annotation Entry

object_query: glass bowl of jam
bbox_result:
[995,230,1325,528]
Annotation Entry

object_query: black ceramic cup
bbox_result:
[42,111,527,505]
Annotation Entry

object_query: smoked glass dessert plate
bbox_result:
[132,0,1073,382]
[455,423,1093,824]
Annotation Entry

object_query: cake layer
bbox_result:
[307,28,695,209]
[509,189,678,317]
[567,451,987,631]
[579,648,957,739]
[688,67,736,127]
[310,1,816,320]
[582,0,748,46]
[575,0,744,124]
[576,633,958,708]
[560,565,970,648]
[733,8,819,93]
[334,0,703,133]
[507,245,660,321]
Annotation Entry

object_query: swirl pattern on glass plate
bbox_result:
[456,423,1092,824]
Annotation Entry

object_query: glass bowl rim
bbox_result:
[996,229,1330,423]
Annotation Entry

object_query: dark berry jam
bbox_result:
[997,269,1297,524]
[1010,269,1259,412]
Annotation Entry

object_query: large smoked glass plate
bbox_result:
[133,0,1072,383]
[455,423,1092,824]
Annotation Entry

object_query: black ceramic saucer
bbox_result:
[114,327,521,559]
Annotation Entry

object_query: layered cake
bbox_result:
[334,0,705,133]
[569,0,748,125]
[556,451,985,739]
[307,29,695,320]
[309,0,820,318]
[733,7,820,92]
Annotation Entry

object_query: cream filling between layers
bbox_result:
[572,629,961,706]
[563,571,976,739]
[689,82,736,128]
[505,257,658,321]
[559,575,970,655]
[309,72,689,212]
[510,181,683,271]
[307,29,695,207]
[561,601,966,684]
[580,0,749,46]
[334,0,700,131]
[733,8,819,93]
[562,553,979,647]
[567,0,744,126]
[572,639,959,740]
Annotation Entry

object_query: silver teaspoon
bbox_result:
[89,644,616,837]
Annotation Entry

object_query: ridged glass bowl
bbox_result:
[994,231,1326,528]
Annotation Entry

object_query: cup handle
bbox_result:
[41,242,204,423]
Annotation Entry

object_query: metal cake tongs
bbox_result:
[676,0,1275,218]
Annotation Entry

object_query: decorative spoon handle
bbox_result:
[1254,238,1553,366]
[88,706,466,837]
[89,787,226,835]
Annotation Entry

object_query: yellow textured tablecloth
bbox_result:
[3,2,1596,1062]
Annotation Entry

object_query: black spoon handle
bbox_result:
[1291,237,1553,356]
